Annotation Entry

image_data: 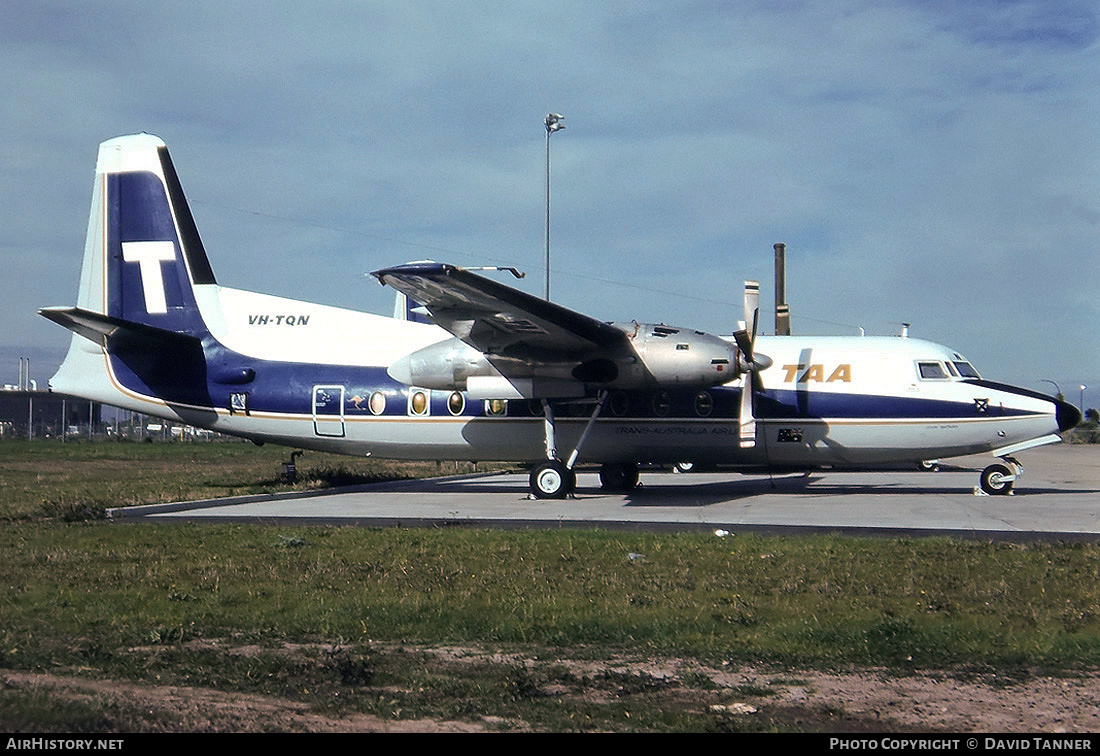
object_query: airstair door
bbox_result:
[312,385,346,437]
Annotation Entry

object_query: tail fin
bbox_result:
[80,134,215,331]
[41,134,216,405]
[392,290,433,324]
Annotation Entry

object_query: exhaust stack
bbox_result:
[774,243,791,336]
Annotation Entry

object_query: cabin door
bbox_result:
[312,385,346,437]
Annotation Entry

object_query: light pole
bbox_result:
[1081,384,1088,415]
[544,113,564,301]
[1039,379,1063,401]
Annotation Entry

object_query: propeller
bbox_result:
[732,280,772,449]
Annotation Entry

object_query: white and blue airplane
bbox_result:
[40,134,1080,499]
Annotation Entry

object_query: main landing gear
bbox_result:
[530,459,576,499]
[530,459,641,498]
[597,462,640,492]
[979,457,1020,496]
[529,392,629,499]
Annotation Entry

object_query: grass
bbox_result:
[5,523,1098,668]
[1,439,1100,731]
[0,438,496,521]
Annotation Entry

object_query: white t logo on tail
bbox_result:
[122,241,176,314]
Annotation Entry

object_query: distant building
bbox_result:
[0,390,101,439]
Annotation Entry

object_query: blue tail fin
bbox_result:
[392,290,434,324]
[42,134,217,406]
[102,134,215,334]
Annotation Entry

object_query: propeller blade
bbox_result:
[752,369,767,393]
[734,280,764,371]
[743,280,760,341]
[732,329,753,370]
[739,379,756,448]
[737,281,763,448]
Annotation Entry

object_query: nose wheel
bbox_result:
[979,459,1019,496]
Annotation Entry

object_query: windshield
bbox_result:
[952,361,980,379]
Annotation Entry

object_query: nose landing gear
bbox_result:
[979,458,1020,496]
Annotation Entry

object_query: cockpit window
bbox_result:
[917,361,949,380]
[952,361,980,379]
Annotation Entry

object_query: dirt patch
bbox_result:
[420,645,1100,732]
[733,667,1100,732]
[1,669,484,733]
[5,647,1100,733]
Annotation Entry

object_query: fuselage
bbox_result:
[49,282,1075,470]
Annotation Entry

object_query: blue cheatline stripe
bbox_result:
[106,340,1045,423]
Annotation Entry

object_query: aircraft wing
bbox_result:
[371,262,627,359]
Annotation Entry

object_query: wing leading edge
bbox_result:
[372,262,626,360]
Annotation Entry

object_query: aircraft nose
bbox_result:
[1055,398,1082,433]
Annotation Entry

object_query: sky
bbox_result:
[2,0,1098,406]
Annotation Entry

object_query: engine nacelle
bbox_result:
[387,338,493,391]
[614,322,739,389]
[389,324,742,399]
[387,338,586,399]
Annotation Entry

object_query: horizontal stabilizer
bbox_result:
[39,306,202,354]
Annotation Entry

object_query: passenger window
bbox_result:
[652,390,671,417]
[917,362,948,380]
[409,389,430,415]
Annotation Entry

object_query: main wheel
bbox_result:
[530,460,575,499]
[979,462,1015,496]
[599,463,640,491]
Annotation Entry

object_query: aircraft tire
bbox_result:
[599,463,640,492]
[979,462,1015,496]
[530,460,575,499]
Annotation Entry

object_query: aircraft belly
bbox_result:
[761,414,1058,466]
[355,417,762,465]
[222,412,1057,466]
[216,415,765,465]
